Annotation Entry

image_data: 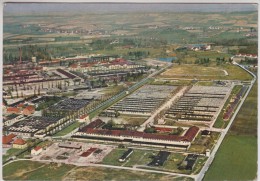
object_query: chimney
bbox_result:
[19,47,22,64]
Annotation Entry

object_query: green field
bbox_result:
[3,160,189,181]
[203,135,257,181]
[3,148,21,162]
[204,81,257,181]
[53,121,81,136]
[102,148,156,167]
[159,64,253,81]
[3,161,75,180]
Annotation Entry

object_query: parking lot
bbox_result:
[32,141,115,166]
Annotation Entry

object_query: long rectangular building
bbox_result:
[73,119,199,149]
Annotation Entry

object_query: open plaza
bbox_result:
[31,141,115,165]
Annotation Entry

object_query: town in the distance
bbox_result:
[2,3,258,181]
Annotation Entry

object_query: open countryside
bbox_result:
[2,3,257,181]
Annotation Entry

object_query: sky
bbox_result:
[3,3,258,14]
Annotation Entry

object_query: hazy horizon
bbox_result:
[3,3,258,15]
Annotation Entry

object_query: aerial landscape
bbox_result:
[2,3,258,181]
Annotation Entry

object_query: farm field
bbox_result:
[229,82,257,135]
[204,81,257,180]
[3,160,189,181]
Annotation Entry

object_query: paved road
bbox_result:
[195,62,256,181]
[138,86,188,131]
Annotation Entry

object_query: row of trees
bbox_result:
[127,51,150,60]
[195,58,211,65]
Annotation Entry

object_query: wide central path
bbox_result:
[138,86,189,131]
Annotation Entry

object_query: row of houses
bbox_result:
[68,58,145,73]
[4,104,35,116]
[3,133,43,155]
[235,54,258,59]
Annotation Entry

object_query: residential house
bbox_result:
[31,146,43,156]
[6,107,21,115]
[23,105,35,116]
[12,138,28,149]
[2,134,16,147]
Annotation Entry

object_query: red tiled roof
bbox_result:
[79,114,88,119]
[154,127,173,133]
[33,146,42,151]
[24,105,35,112]
[17,103,24,108]
[82,119,104,130]
[70,64,78,68]
[81,119,199,143]
[7,107,20,114]
[182,126,200,142]
[80,147,97,157]
[13,138,26,145]
[2,134,16,144]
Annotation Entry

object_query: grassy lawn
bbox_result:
[192,156,208,174]
[53,121,82,136]
[158,64,253,81]
[125,149,155,167]
[119,115,148,125]
[163,153,187,173]
[102,148,127,166]
[203,135,257,181]
[3,160,185,181]
[160,64,225,78]
[65,166,181,181]
[204,81,257,181]
[220,64,253,81]
[3,161,75,180]
[3,148,22,162]
[189,132,220,154]
[102,148,156,167]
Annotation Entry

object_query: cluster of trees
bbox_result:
[3,45,52,64]
[170,127,183,135]
[216,57,232,65]
[195,58,211,65]
[144,127,157,133]
[127,51,150,60]
[241,57,258,65]
[213,38,256,46]
[238,44,258,55]
[36,96,62,111]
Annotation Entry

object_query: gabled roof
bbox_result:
[13,138,26,145]
[24,105,35,112]
[33,146,42,151]
[181,126,199,142]
[7,107,20,114]
[79,114,88,119]
[2,134,16,144]
[154,127,173,132]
